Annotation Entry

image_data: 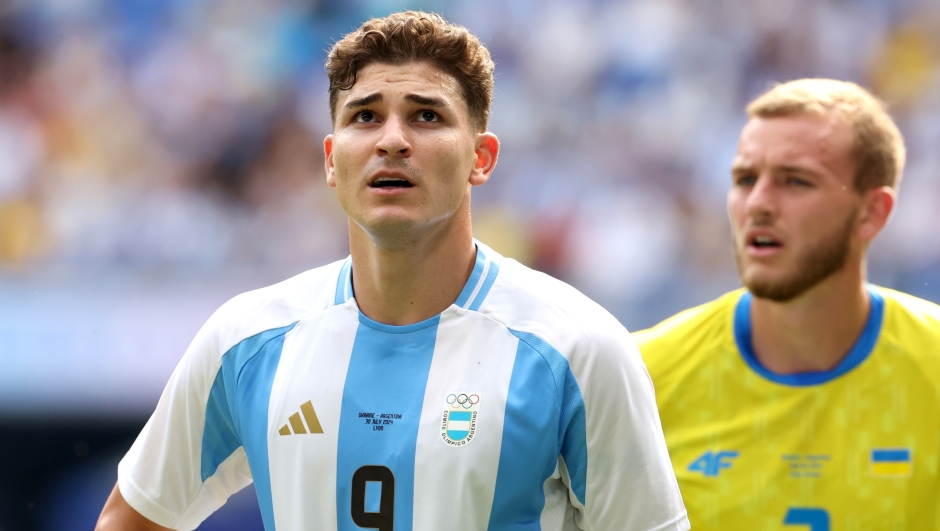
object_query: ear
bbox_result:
[469,132,499,187]
[324,134,336,188]
[856,185,895,243]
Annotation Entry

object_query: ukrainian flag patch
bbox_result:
[870,448,912,477]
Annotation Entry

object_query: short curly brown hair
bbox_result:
[326,11,495,132]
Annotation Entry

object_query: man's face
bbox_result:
[324,61,493,245]
[728,112,864,301]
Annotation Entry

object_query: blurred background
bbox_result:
[0,0,938,529]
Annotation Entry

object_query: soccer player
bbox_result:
[634,78,940,530]
[96,12,689,531]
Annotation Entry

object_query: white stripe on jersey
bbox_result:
[412,306,518,529]
[267,303,358,528]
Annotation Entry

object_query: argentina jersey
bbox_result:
[117,241,690,531]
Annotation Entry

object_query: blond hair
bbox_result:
[747,79,906,190]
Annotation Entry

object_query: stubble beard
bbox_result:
[734,213,855,303]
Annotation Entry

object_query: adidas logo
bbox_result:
[279,400,323,435]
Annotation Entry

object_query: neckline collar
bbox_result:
[733,285,884,386]
[333,239,502,325]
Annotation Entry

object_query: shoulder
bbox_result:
[477,257,631,362]
[632,290,743,372]
[878,287,940,332]
[207,259,348,355]
[876,287,940,377]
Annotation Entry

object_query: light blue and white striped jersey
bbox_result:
[119,242,689,531]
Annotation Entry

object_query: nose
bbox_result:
[375,115,411,158]
[745,172,778,222]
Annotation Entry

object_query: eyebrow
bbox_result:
[730,164,820,177]
[344,93,382,109]
[776,165,819,177]
[406,94,447,107]
[343,92,449,113]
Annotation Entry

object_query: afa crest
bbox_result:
[440,393,480,447]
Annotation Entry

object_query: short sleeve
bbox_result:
[567,326,690,531]
[117,306,253,531]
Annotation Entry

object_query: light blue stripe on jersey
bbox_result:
[488,331,588,530]
[455,244,487,307]
[202,322,297,531]
[334,257,353,305]
[336,313,441,531]
[455,244,500,310]
[468,257,500,312]
[511,331,588,505]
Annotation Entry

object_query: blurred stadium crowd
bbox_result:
[1,0,939,320]
[0,0,939,529]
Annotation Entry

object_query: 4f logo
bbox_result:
[688,450,738,477]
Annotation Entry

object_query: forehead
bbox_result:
[339,61,464,107]
[735,112,855,176]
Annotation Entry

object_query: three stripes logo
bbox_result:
[279,400,323,436]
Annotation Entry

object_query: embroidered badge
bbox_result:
[440,393,480,447]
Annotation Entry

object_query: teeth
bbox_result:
[755,236,773,244]
[374,177,407,183]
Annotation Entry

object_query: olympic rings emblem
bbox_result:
[446,393,480,409]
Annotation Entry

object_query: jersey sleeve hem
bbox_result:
[643,512,691,531]
[118,472,184,530]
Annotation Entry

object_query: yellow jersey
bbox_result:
[634,286,940,530]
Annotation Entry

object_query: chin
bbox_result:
[741,265,837,303]
[358,206,421,229]
[354,214,430,250]
[362,216,417,235]
[737,260,808,302]
[744,276,805,302]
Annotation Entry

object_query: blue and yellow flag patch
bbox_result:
[870,448,911,477]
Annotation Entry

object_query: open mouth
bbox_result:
[749,235,782,249]
[370,177,414,188]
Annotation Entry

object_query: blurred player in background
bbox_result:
[635,78,940,529]
[96,11,689,531]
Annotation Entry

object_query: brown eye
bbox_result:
[355,111,375,123]
[417,110,439,122]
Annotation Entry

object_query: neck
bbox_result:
[348,206,476,326]
[749,262,870,374]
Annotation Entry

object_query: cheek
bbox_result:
[787,200,853,252]
[430,138,472,191]
[330,142,359,186]
[433,136,466,168]
[797,198,847,230]
[727,191,747,228]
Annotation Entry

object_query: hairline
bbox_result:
[330,59,486,133]
[745,107,874,192]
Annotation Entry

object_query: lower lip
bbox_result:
[747,244,783,258]
[368,185,416,195]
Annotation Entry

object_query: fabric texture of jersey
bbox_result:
[118,241,689,531]
[634,286,940,531]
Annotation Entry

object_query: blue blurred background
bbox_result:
[0,0,938,529]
